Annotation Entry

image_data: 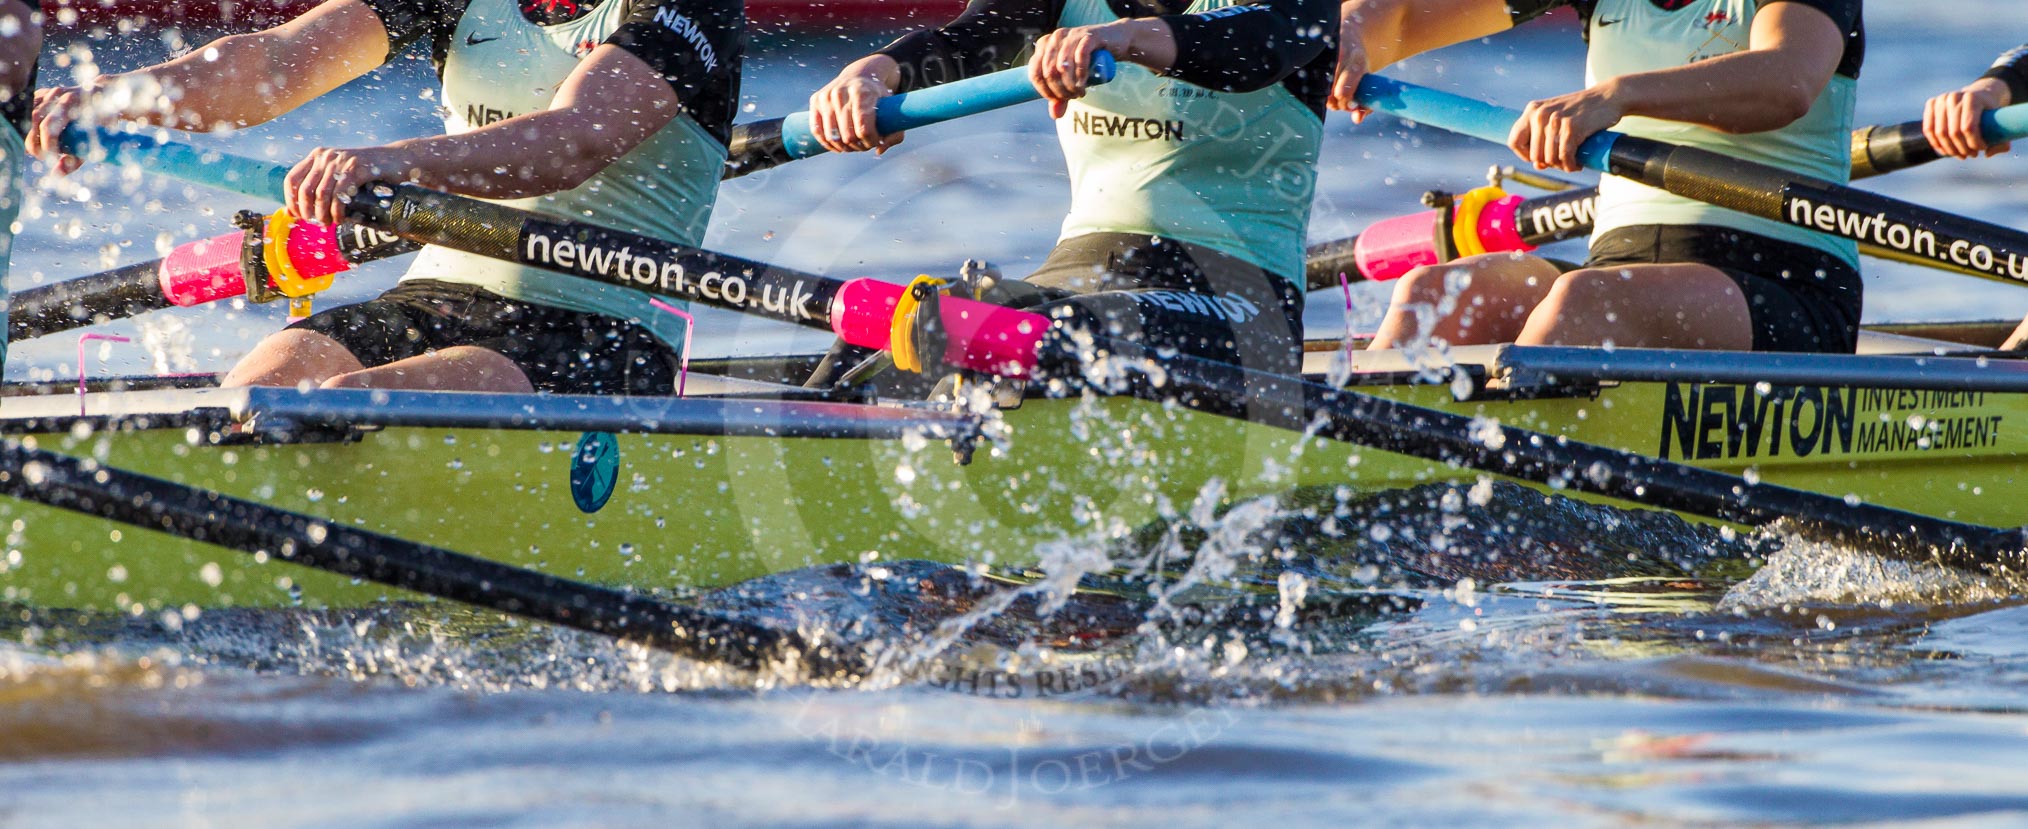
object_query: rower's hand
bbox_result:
[285,145,419,228]
[1509,85,1626,173]
[28,86,90,174]
[1030,22,1140,119]
[809,55,905,155]
[1327,13,1372,121]
[1924,77,2012,160]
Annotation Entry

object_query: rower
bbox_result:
[0,0,32,377]
[803,0,1335,380]
[1335,0,1865,354]
[27,0,741,395]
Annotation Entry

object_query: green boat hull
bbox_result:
[5,345,2026,612]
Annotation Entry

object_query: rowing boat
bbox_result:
[9,74,2028,667]
[6,322,2023,614]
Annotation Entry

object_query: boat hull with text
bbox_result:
[4,339,2026,613]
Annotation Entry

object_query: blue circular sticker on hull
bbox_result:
[569,431,620,514]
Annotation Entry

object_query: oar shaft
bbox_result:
[1353,76,2028,285]
[1075,339,2028,570]
[9,260,175,341]
[8,218,420,343]
[0,441,834,672]
[63,127,1051,376]
[1306,103,2028,292]
[725,52,1117,178]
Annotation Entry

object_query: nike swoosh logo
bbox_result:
[465,33,500,45]
[1596,17,1623,27]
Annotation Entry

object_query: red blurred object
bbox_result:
[44,0,966,28]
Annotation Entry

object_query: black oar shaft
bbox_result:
[1066,342,2028,571]
[1852,120,1950,179]
[1607,135,2028,282]
[1302,115,1976,294]
[0,442,845,673]
[358,184,845,330]
[724,119,793,178]
[10,260,176,341]
[9,221,422,343]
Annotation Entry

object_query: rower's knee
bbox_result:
[220,329,362,389]
[1539,268,1634,316]
[1390,264,1467,307]
[317,371,374,390]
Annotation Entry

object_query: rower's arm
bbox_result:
[60,0,387,131]
[1979,45,2028,107]
[357,46,683,199]
[1157,0,1334,92]
[1328,0,1512,111]
[1596,2,1846,134]
[874,0,1067,92]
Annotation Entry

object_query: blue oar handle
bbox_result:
[1354,74,2028,172]
[1983,103,2028,144]
[778,50,1119,161]
[58,124,291,203]
[1351,75,1621,172]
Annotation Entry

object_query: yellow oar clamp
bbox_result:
[262,209,338,299]
[1450,185,1510,259]
[889,275,948,374]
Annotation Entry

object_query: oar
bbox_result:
[0,440,857,675]
[1305,102,2028,291]
[725,52,1118,178]
[10,217,418,342]
[21,56,1117,341]
[61,125,1053,376]
[1349,75,2028,285]
[66,127,2028,573]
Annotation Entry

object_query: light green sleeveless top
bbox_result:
[403,0,724,349]
[1587,0,1859,266]
[1054,0,1321,282]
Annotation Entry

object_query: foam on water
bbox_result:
[1720,529,2028,611]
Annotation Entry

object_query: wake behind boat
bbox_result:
[6,323,2024,614]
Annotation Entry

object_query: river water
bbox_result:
[7,3,2028,827]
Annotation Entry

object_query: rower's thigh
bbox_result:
[320,345,534,393]
[1373,252,1560,347]
[219,328,367,389]
[1523,263,1752,350]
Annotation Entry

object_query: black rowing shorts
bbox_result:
[289,279,681,395]
[1586,225,1863,354]
[1012,233,1307,376]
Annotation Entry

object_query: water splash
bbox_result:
[1720,527,2028,612]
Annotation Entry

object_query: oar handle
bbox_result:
[1351,75,1622,172]
[59,124,290,202]
[726,51,1118,177]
